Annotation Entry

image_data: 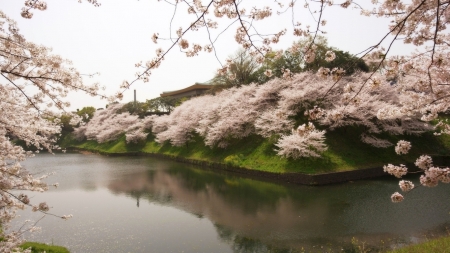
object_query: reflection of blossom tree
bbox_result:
[215,224,302,253]
[104,161,450,251]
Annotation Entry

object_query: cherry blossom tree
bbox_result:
[73,103,151,144]
[0,10,103,251]
[276,123,327,158]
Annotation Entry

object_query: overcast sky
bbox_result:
[2,0,415,110]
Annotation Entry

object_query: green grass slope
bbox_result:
[60,126,450,174]
[20,242,70,253]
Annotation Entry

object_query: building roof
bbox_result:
[160,83,213,97]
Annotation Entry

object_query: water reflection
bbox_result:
[17,153,450,252]
[106,157,450,252]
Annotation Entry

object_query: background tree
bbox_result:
[299,37,369,74]
[58,114,75,133]
[77,106,96,123]
[118,101,149,118]
[208,49,259,93]
[254,36,369,83]
[48,107,96,140]
[146,96,181,113]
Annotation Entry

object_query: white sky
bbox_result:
[1,0,415,110]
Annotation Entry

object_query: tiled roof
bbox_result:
[160,83,212,97]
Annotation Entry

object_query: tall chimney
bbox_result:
[134,89,136,108]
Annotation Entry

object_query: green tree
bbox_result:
[209,49,259,93]
[58,114,75,133]
[252,49,303,84]
[118,101,149,118]
[146,96,181,113]
[253,36,369,84]
[47,107,96,135]
[76,106,96,123]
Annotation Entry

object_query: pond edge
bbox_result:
[67,146,422,185]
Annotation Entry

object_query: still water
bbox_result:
[13,152,450,252]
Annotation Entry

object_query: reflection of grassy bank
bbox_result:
[215,225,450,253]
[387,236,450,253]
[61,126,450,175]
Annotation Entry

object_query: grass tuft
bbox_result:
[20,242,70,253]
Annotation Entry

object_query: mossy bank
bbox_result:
[61,126,450,185]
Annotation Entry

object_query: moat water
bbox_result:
[13,152,450,252]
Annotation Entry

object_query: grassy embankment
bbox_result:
[16,236,450,253]
[60,125,450,174]
[20,242,70,253]
[15,236,450,253]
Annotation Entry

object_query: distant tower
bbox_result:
[134,89,136,108]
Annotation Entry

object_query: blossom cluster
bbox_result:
[21,0,100,19]
[275,123,327,158]
[73,104,155,144]
[387,155,450,202]
[420,167,450,187]
[383,164,408,178]
[394,140,411,155]
[390,192,404,203]
[399,180,414,192]
[414,155,433,170]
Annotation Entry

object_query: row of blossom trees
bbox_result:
[76,70,430,159]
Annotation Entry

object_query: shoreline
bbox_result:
[67,146,397,185]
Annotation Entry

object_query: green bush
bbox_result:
[224,154,245,166]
